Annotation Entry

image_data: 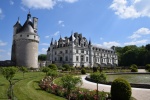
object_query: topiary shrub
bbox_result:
[48,64,58,70]
[62,64,70,71]
[111,78,131,100]
[130,64,138,72]
[145,64,150,70]
[131,68,138,72]
[81,68,86,74]
[130,64,138,69]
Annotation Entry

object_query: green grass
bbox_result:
[0,71,66,100]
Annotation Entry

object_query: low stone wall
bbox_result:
[85,73,150,89]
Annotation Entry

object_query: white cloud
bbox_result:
[45,35,50,38]
[110,0,150,19]
[129,27,150,39]
[0,8,4,20]
[21,0,56,10]
[124,39,148,45]
[0,49,5,52]
[100,37,103,40]
[0,40,7,46]
[10,0,14,5]
[93,41,121,48]
[20,6,27,12]
[7,52,11,56]
[39,48,47,54]
[58,20,65,27]
[58,0,78,3]
[40,43,49,46]
[54,31,60,36]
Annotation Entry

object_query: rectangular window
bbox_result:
[27,35,29,37]
[65,56,68,61]
[86,57,88,62]
[76,56,79,62]
[81,50,84,53]
[55,57,57,61]
[81,55,84,62]
[86,51,88,54]
[55,51,57,55]
[76,50,78,53]
[65,50,68,53]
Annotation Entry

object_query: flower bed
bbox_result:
[39,76,110,100]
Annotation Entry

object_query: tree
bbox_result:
[1,67,18,99]
[90,72,107,99]
[20,67,28,78]
[48,64,58,70]
[42,67,50,75]
[62,64,70,71]
[47,70,58,81]
[38,54,47,61]
[60,75,82,100]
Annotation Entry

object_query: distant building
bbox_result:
[11,12,39,68]
[46,33,118,67]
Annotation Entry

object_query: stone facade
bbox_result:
[46,33,118,67]
[11,12,39,68]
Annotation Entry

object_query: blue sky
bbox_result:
[1,0,150,60]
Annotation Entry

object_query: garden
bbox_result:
[0,63,150,100]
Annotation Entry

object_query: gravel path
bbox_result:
[80,75,150,100]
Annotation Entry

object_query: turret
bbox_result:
[13,17,22,35]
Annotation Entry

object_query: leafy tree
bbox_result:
[1,67,18,99]
[62,64,70,71]
[20,67,28,78]
[47,70,58,81]
[48,64,58,70]
[60,75,82,100]
[90,72,107,99]
[42,67,50,75]
[38,54,47,61]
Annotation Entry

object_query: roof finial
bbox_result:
[18,17,20,23]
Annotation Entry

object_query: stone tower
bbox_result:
[11,12,39,68]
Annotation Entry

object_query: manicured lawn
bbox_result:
[0,71,66,100]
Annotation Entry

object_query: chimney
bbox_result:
[33,17,38,33]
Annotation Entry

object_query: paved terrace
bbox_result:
[80,69,150,100]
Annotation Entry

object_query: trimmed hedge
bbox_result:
[48,64,58,70]
[145,64,150,70]
[131,68,138,72]
[81,68,86,74]
[111,78,131,100]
